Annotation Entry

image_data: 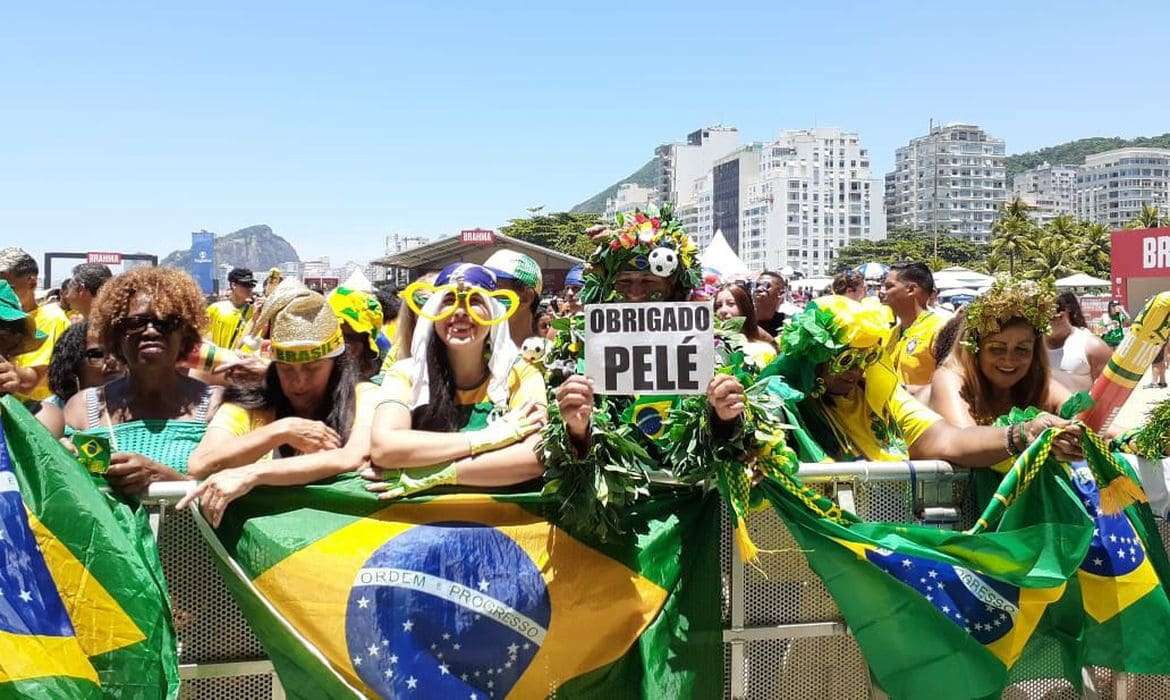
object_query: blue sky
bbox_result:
[3,1,1168,267]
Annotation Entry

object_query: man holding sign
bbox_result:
[542,206,781,548]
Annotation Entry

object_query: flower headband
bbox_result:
[960,277,1055,354]
[579,203,702,304]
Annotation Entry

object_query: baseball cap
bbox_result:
[0,280,46,354]
[228,268,257,286]
[484,250,542,294]
[564,264,585,289]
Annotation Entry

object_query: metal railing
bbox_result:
[137,459,1170,699]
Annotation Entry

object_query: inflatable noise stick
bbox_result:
[180,341,243,373]
[1079,291,1170,433]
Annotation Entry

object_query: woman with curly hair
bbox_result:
[63,266,223,495]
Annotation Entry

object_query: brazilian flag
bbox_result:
[621,396,678,441]
[759,451,1095,700]
[1004,461,1170,686]
[195,479,722,699]
[1,396,180,698]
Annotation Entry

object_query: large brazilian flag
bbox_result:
[1,396,180,698]
[196,478,723,699]
[759,430,1097,700]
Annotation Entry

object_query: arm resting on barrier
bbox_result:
[370,402,477,468]
[188,422,310,478]
[449,433,544,487]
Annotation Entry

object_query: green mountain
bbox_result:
[1006,133,1170,180]
[570,157,660,213]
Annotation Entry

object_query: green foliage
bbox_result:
[499,211,603,259]
[831,228,988,272]
[1005,133,1170,181]
[569,157,662,214]
[981,200,1113,280]
[989,197,1038,276]
[1123,203,1170,230]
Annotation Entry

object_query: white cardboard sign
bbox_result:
[583,302,714,395]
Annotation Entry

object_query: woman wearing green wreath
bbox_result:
[928,278,1085,463]
[770,294,1070,466]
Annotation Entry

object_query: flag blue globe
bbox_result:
[345,522,551,699]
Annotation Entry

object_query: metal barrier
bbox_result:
[138,463,1170,700]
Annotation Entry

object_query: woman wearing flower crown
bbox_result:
[360,263,548,498]
[926,278,1083,465]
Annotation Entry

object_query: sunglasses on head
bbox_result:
[114,314,183,336]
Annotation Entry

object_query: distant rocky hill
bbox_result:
[570,157,660,214]
[161,224,300,272]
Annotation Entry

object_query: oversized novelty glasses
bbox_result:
[400,280,519,327]
[828,345,884,374]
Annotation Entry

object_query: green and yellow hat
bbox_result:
[774,295,892,397]
[327,286,384,353]
[0,279,46,355]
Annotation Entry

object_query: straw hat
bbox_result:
[261,281,344,364]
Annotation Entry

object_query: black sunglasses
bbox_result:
[114,314,183,336]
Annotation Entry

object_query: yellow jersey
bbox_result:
[206,300,254,350]
[380,359,546,427]
[821,384,942,461]
[13,302,71,401]
[886,309,948,386]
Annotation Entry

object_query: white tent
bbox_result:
[933,266,993,290]
[700,229,751,280]
[790,276,834,292]
[939,287,981,298]
[1055,272,1110,289]
[341,267,375,292]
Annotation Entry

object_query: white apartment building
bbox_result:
[679,173,715,248]
[740,128,882,275]
[604,183,658,220]
[885,123,1006,243]
[1076,147,1170,228]
[1011,162,1080,223]
[655,126,739,207]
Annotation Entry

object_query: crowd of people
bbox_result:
[0,221,1163,533]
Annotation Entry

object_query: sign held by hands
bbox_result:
[584,302,714,395]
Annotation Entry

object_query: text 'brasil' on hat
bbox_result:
[266,282,345,364]
[484,249,543,294]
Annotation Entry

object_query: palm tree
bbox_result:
[1023,236,1074,283]
[1043,214,1080,247]
[1124,203,1167,229]
[1076,222,1112,278]
[990,197,1038,276]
